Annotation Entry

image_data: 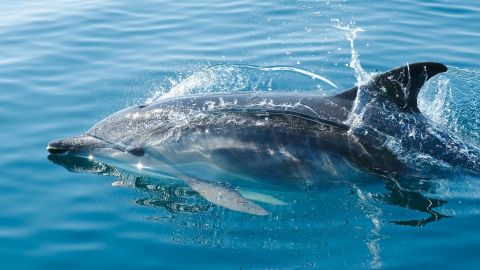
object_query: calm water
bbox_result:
[2,0,480,269]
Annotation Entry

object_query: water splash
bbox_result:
[147,64,338,103]
[332,19,370,85]
[419,66,480,144]
[332,20,373,130]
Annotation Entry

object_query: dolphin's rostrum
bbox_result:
[47,62,480,215]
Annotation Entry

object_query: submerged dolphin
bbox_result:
[47,62,480,215]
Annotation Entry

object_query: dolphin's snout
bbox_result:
[47,135,109,155]
[47,139,70,154]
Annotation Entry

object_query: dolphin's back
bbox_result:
[87,91,351,147]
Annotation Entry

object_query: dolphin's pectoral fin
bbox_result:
[181,176,269,215]
[335,62,448,113]
[238,188,288,205]
[142,148,268,215]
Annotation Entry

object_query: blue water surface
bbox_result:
[1,0,480,269]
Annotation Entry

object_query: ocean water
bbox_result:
[2,0,480,269]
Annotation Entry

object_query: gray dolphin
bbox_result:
[47,62,480,215]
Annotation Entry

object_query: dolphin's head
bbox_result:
[47,104,153,157]
[47,135,111,155]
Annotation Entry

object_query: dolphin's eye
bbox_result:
[127,147,145,156]
[137,104,148,109]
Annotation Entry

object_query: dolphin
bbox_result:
[47,62,480,215]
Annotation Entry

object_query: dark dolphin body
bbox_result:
[47,62,480,214]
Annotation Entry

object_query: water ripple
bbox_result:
[1,0,480,269]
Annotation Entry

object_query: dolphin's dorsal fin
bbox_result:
[336,62,448,113]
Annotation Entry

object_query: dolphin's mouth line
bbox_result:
[46,145,69,155]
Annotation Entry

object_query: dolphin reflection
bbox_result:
[48,154,450,226]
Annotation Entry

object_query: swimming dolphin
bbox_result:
[47,62,480,215]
